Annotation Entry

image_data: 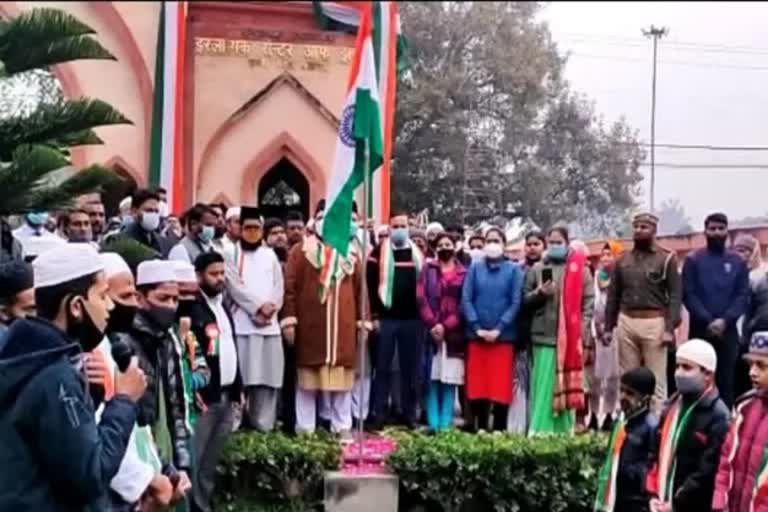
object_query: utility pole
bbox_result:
[642,25,668,213]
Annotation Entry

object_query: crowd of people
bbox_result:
[1,187,768,512]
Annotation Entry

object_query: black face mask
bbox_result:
[107,301,137,334]
[706,236,727,253]
[437,249,454,262]
[66,297,105,352]
[214,226,226,239]
[145,305,177,331]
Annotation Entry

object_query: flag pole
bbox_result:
[357,137,370,466]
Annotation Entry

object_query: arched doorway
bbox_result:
[258,157,310,221]
[103,164,138,218]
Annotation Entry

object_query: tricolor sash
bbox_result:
[377,239,424,308]
[594,418,627,512]
[657,390,711,503]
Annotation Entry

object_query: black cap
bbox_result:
[240,206,262,222]
[0,261,34,298]
[620,367,656,397]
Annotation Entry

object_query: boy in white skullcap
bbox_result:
[0,244,147,511]
[119,259,196,502]
[648,339,730,512]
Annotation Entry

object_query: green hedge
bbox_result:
[215,431,341,512]
[215,430,608,512]
[388,430,607,512]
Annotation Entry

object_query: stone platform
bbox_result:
[324,433,399,512]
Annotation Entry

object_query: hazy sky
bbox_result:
[539,1,768,227]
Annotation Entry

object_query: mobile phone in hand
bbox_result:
[542,267,553,284]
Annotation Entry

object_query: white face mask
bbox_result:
[469,248,484,262]
[140,212,160,232]
[484,242,503,259]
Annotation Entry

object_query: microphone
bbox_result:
[111,339,134,372]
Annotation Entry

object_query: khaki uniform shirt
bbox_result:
[605,243,682,332]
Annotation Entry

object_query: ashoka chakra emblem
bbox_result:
[340,104,356,148]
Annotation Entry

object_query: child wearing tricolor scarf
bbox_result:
[647,339,730,512]
[594,367,657,512]
[712,331,768,512]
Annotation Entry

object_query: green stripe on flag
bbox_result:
[148,2,165,189]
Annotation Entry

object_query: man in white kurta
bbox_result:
[224,207,284,431]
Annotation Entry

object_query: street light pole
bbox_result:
[643,25,668,213]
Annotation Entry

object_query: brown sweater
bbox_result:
[282,238,364,369]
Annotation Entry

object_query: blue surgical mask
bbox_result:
[199,225,215,244]
[121,215,134,228]
[548,245,568,261]
[26,212,49,227]
[391,228,409,246]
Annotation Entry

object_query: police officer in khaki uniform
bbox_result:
[604,212,682,410]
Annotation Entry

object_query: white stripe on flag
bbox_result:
[372,2,391,223]
[160,1,179,204]
[320,2,361,27]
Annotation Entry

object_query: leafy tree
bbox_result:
[393,2,644,230]
[657,199,693,235]
[0,7,130,216]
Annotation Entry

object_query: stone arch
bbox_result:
[196,73,339,209]
[210,192,234,208]
[241,132,327,212]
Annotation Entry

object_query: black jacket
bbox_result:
[104,222,174,259]
[188,292,242,405]
[650,389,730,512]
[0,318,137,511]
[367,243,420,320]
[616,408,658,512]
[112,312,192,470]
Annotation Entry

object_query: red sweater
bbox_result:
[713,391,768,512]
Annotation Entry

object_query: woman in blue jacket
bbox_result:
[461,226,524,432]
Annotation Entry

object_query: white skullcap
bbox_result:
[226,206,241,221]
[136,260,177,286]
[677,339,717,373]
[20,235,66,258]
[426,222,444,234]
[119,196,132,210]
[100,252,131,279]
[173,260,197,284]
[33,244,104,288]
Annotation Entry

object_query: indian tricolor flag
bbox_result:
[315,1,406,224]
[321,6,383,257]
[148,1,187,214]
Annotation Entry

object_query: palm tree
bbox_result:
[0,7,131,216]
